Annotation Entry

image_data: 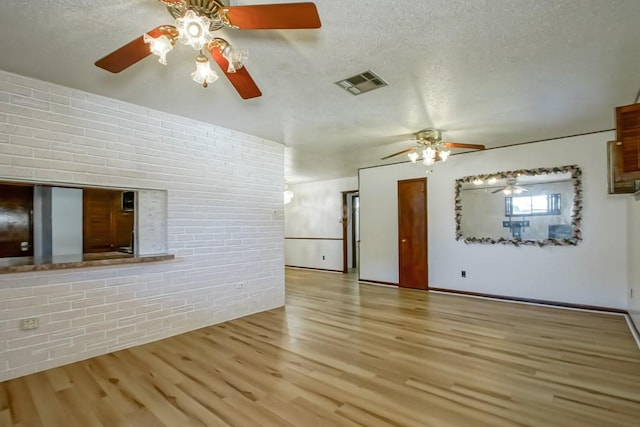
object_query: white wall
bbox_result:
[51,187,82,256]
[0,70,284,381]
[284,177,357,271]
[628,195,640,329]
[360,132,629,309]
[359,164,430,283]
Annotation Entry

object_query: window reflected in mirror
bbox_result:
[506,194,561,216]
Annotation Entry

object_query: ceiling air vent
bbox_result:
[335,70,388,95]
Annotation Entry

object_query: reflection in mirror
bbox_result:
[455,165,582,246]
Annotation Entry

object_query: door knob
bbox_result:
[401,239,407,243]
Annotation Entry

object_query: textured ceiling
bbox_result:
[1,0,639,183]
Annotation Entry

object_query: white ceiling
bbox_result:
[1,0,639,183]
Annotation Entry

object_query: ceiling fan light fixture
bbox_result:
[422,156,435,166]
[95,1,322,97]
[491,178,529,195]
[423,147,436,160]
[143,33,174,65]
[284,190,294,204]
[221,44,248,73]
[192,54,219,87]
[380,128,486,170]
[176,10,214,51]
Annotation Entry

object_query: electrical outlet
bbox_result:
[322,255,325,260]
[21,318,39,330]
[461,270,466,278]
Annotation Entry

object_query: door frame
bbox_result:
[341,190,359,274]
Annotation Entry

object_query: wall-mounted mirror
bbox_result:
[455,165,582,246]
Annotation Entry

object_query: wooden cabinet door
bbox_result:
[0,184,33,258]
[83,189,135,253]
[398,178,428,289]
[83,189,114,253]
[616,103,640,180]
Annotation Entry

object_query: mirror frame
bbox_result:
[454,165,583,246]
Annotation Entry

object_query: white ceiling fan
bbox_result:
[491,178,528,195]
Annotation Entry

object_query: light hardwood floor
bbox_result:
[1,268,640,426]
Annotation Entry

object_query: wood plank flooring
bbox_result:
[2,268,640,426]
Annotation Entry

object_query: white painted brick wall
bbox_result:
[0,70,285,381]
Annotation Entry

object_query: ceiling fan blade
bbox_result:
[224,2,321,29]
[209,47,262,99]
[95,26,176,73]
[381,147,414,160]
[491,188,504,194]
[441,142,486,150]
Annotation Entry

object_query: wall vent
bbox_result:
[335,70,388,95]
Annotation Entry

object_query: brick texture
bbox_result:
[0,70,285,381]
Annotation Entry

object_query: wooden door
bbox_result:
[0,184,33,258]
[398,178,428,289]
[84,189,114,253]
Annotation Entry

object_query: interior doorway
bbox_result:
[397,178,428,289]
[342,190,359,274]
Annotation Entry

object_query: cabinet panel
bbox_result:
[0,184,33,258]
[609,104,640,193]
[83,189,134,253]
[616,104,640,177]
[83,189,114,252]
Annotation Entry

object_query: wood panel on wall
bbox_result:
[0,183,33,258]
[610,104,640,193]
[617,103,640,177]
[83,189,133,253]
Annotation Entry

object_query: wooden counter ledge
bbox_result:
[0,253,175,274]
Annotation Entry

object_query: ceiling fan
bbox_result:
[381,129,486,166]
[491,178,528,195]
[94,0,321,99]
